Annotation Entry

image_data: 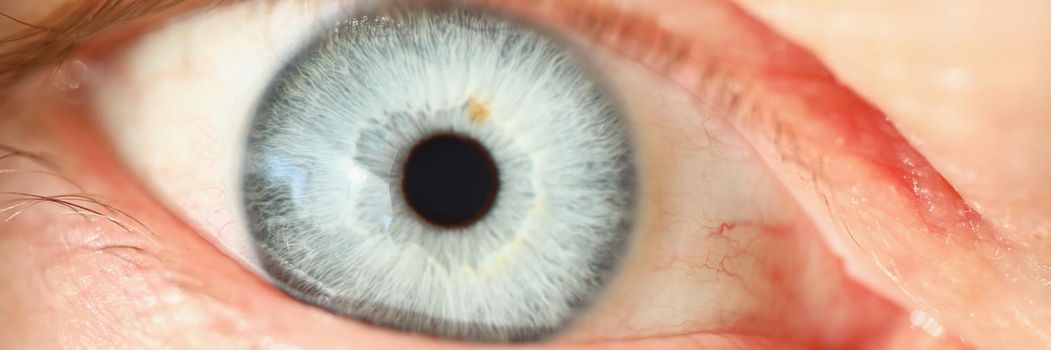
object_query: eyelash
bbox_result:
[0,0,971,348]
[7,0,894,346]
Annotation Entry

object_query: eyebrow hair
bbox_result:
[0,0,187,88]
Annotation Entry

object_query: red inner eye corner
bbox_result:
[491,0,994,347]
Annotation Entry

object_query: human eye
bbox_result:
[0,0,1009,348]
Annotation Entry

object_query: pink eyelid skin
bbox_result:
[0,0,999,348]
[500,0,1046,348]
[496,0,1038,348]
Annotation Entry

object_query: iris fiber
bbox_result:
[242,4,637,342]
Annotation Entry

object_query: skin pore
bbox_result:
[0,0,1048,349]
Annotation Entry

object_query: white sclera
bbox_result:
[92,0,636,340]
[85,0,853,343]
[92,0,355,274]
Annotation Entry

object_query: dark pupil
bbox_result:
[401,134,499,227]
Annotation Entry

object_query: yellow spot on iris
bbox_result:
[467,97,490,125]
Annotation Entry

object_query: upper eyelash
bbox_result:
[0,0,193,89]
[2,0,750,255]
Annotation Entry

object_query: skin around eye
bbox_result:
[1,0,1023,348]
[728,1,1051,348]
[518,0,1051,348]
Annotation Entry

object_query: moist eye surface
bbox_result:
[241,4,637,342]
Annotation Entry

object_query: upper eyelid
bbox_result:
[0,0,193,88]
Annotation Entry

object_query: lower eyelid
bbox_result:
[0,114,391,347]
[0,134,794,349]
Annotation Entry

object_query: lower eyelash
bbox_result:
[0,145,149,235]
